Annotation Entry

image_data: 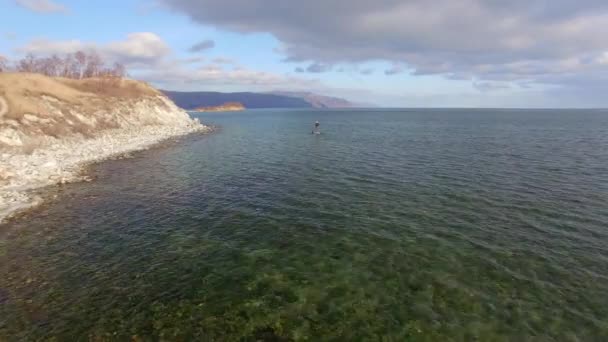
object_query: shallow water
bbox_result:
[2,109,608,340]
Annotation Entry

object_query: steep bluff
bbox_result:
[0,73,200,150]
[0,73,206,222]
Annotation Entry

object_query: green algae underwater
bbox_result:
[2,109,608,340]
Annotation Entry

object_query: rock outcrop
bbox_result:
[193,102,245,112]
[0,73,207,223]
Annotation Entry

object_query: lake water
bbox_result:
[1,109,608,340]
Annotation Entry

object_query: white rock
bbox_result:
[0,96,209,223]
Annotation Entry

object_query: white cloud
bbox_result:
[15,0,67,13]
[106,33,171,63]
[597,52,608,65]
[141,61,321,92]
[15,34,323,92]
[18,32,170,65]
[19,38,84,55]
[211,57,237,65]
[13,34,353,101]
[160,0,608,102]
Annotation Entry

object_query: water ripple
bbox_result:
[2,109,608,340]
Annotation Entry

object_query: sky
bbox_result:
[2,0,608,107]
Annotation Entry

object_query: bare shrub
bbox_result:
[112,62,126,78]
[17,54,36,73]
[31,54,63,77]
[10,51,127,79]
[74,51,87,79]
[61,54,79,78]
[83,51,102,78]
[0,55,8,72]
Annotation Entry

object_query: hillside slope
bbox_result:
[0,73,205,222]
[0,73,200,148]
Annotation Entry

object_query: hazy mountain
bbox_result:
[270,91,354,108]
[161,90,360,110]
[161,91,313,109]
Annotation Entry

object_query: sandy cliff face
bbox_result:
[0,73,207,222]
[0,73,199,150]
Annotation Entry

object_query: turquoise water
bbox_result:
[1,109,608,340]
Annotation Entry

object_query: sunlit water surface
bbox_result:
[2,109,608,340]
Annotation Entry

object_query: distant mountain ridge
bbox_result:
[161,90,355,109]
[270,91,354,108]
[162,90,312,109]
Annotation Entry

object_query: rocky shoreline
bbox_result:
[0,73,211,224]
[0,121,208,223]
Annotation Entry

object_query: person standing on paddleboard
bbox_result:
[313,121,320,134]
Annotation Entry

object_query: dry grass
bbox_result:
[0,73,165,151]
[0,72,159,121]
[0,73,83,120]
[59,77,160,98]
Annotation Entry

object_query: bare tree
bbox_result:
[17,53,37,73]
[0,55,7,72]
[74,51,87,79]
[64,53,81,78]
[60,54,73,77]
[83,51,103,78]
[6,50,128,80]
[34,55,61,76]
[97,66,111,77]
[111,62,126,78]
[32,56,47,75]
[48,54,62,77]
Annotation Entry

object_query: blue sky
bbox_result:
[2,0,608,107]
